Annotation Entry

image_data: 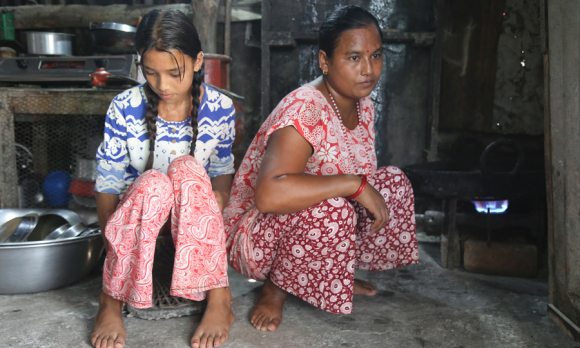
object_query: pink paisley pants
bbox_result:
[103,156,229,308]
[228,166,419,314]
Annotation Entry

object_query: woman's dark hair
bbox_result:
[319,5,383,58]
[135,9,203,169]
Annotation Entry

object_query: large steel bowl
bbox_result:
[0,209,103,294]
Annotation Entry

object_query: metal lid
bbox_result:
[89,22,137,33]
[25,31,75,37]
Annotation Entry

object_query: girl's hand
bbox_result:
[213,190,225,212]
[354,183,388,233]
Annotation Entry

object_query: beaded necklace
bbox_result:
[328,93,371,176]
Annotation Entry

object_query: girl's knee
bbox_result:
[167,155,208,181]
[135,169,172,191]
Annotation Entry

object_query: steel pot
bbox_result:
[26,32,74,56]
[88,22,136,55]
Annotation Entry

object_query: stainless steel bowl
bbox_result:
[0,209,104,294]
[0,234,104,294]
[2,214,39,243]
[57,222,88,239]
[44,223,71,240]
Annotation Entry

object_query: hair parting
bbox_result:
[135,9,203,171]
[319,5,383,58]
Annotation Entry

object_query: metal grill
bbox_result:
[0,87,118,209]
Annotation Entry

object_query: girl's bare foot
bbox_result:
[353,279,377,296]
[251,278,288,332]
[191,287,235,348]
[91,292,126,348]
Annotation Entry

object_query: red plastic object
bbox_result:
[90,67,112,86]
[68,178,95,197]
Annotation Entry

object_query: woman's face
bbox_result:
[142,48,203,104]
[321,25,383,99]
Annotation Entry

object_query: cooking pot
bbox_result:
[26,32,74,56]
[89,22,136,55]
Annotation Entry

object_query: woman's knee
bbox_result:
[305,197,357,236]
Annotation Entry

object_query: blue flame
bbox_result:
[471,200,509,214]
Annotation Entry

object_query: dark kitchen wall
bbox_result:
[263,0,436,168]
[439,0,543,135]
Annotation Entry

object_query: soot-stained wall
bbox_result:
[492,0,543,135]
[266,0,435,168]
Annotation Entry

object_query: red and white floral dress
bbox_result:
[223,84,418,314]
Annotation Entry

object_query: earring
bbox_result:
[323,70,328,75]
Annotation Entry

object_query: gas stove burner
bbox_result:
[0,55,138,83]
[471,200,509,214]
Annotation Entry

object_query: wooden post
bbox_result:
[441,198,461,269]
[0,104,18,209]
[192,0,220,54]
[260,0,271,121]
[426,0,444,162]
[546,0,580,342]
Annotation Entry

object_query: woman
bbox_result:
[223,5,419,332]
[91,9,235,348]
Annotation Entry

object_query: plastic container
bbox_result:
[0,13,15,41]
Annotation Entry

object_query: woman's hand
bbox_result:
[354,182,388,233]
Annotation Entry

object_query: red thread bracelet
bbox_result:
[346,175,367,199]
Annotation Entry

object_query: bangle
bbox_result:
[346,175,367,200]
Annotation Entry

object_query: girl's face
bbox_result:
[320,25,383,99]
[142,48,203,104]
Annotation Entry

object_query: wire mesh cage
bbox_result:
[0,88,117,210]
[14,113,105,209]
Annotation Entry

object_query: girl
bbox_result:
[223,5,419,331]
[91,9,234,348]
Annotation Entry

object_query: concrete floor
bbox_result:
[0,243,577,348]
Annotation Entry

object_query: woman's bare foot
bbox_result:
[251,278,288,332]
[353,279,377,296]
[191,287,235,348]
[91,292,126,348]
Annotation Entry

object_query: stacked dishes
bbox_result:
[0,209,104,294]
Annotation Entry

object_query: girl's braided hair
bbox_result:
[135,9,203,170]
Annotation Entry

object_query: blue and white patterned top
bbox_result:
[95,83,236,195]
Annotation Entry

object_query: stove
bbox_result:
[0,55,139,83]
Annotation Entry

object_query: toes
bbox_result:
[267,318,281,332]
[199,333,209,348]
[114,336,125,348]
[206,335,215,348]
[92,335,101,348]
[257,317,268,331]
[252,314,264,330]
[216,333,226,347]
[191,334,201,348]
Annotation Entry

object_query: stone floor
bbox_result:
[0,243,577,348]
